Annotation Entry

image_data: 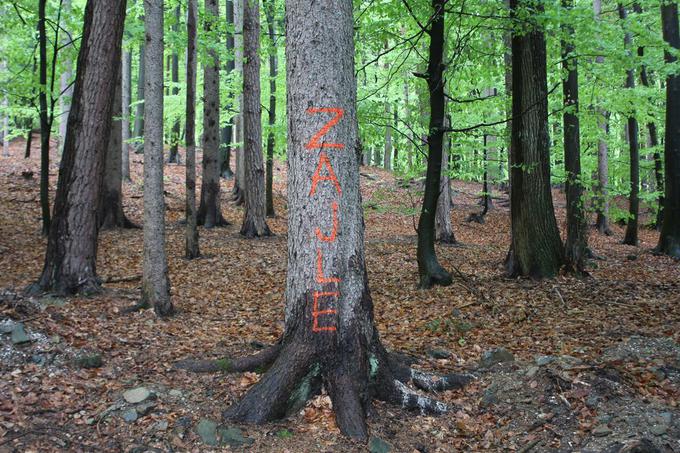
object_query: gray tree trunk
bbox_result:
[141,0,173,316]
[100,62,135,229]
[197,0,227,227]
[593,0,611,234]
[384,102,392,171]
[240,0,271,237]
[264,0,277,217]
[232,0,245,204]
[435,141,455,243]
[58,0,73,153]
[1,60,8,157]
[133,41,145,148]
[121,48,132,181]
[28,0,127,296]
[185,0,200,258]
[220,0,235,179]
[168,5,181,164]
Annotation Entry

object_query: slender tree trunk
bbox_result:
[99,62,136,229]
[185,0,200,259]
[416,0,452,288]
[404,81,413,169]
[1,61,8,157]
[435,135,455,244]
[561,0,587,273]
[58,0,72,154]
[223,1,470,439]
[482,134,493,214]
[620,4,641,246]
[38,0,51,235]
[24,121,33,158]
[264,0,277,217]
[221,0,235,179]
[198,0,227,227]
[168,5,181,164]
[28,0,127,296]
[232,0,245,204]
[505,0,564,278]
[141,0,173,316]
[384,102,392,171]
[121,47,132,181]
[503,0,512,192]
[657,2,680,258]
[240,0,271,237]
[133,40,145,150]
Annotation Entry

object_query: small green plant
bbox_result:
[276,429,293,439]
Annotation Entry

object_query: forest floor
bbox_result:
[0,139,678,453]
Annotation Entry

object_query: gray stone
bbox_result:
[75,353,103,369]
[369,436,392,453]
[153,420,169,432]
[196,419,218,446]
[592,425,612,437]
[526,366,540,378]
[168,389,183,398]
[122,409,138,423]
[479,348,514,368]
[596,415,613,424]
[426,348,451,360]
[136,401,156,416]
[535,355,556,366]
[0,319,16,334]
[123,387,152,404]
[218,426,254,447]
[480,385,497,407]
[31,354,46,366]
[586,395,599,408]
[650,424,667,436]
[659,413,672,425]
[10,324,30,344]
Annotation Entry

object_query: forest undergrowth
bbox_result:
[0,140,678,452]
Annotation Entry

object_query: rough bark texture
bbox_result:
[658,2,680,258]
[28,0,127,296]
[168,5,181,164]
[100,63,135,230]
[38,0,51,235]
[198,0,227,227]
[436,132,455,243]
[232,0,245,204]
[620,4,640,246]
[240,0,271,238]
[561,0,587,274]
[185,0,200,259]
[220,0,235,179]
[416,0,452,288]
[133,40,145,148]
[222,0,471,440]
[265,0,277,218]
[141,0,173,317]
[121,48,132,181]
[58,0,73,153]
[505,0,564,278]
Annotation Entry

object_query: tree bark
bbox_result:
[38,0,51,235]
[121,47,132,181]
[505,0,564,278]
[232,0,245,204]
[99,62,136,229]
[28,0,127,296]
[222,0,470,439]
[168,5,181,164]
[141,0,173,316]
[435,137,455,243]
[220,0,235,179]
[264,0,277,218]
[133,40,145,149]
[416,0,452,288]
[58,0,73,154]
[185,0,200,259]
[561,0,587,273]
[240,0,272,237]
[384,102,392,171]
[620,4,640,246]
[657,2,680,258]
[198,0,227,227]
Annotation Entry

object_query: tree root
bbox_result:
[174,344,282,373]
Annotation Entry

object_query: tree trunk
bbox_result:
[38,0,51,236]
[198,0,227,227]
[99,62,135,229]
[503,0,512,191]
[240,0,271,237]
[28,0,127,296]
[133,41,145,148]
[404,81,413,169]
[168,5,181,164]
[264,0,277,218]
[1,60,8,157]
[435,138,455,244]
[482,133,493,214]
[657,2,680,258]
[58,0,73,154]
[185,0,200,259]
[505,0,564,278]
[232,0,245,204]
[620,4,640,246]
[593,0,611,236]
[416,0,452,288]
[222,0,470,440]
[562,0,587,273]
[141,0,173,316]
[384,102,392,171]
[121,47,132,181]
[220,0,235,179]
[24,121,33,158]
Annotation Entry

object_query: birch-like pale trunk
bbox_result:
[141,0,173,316]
